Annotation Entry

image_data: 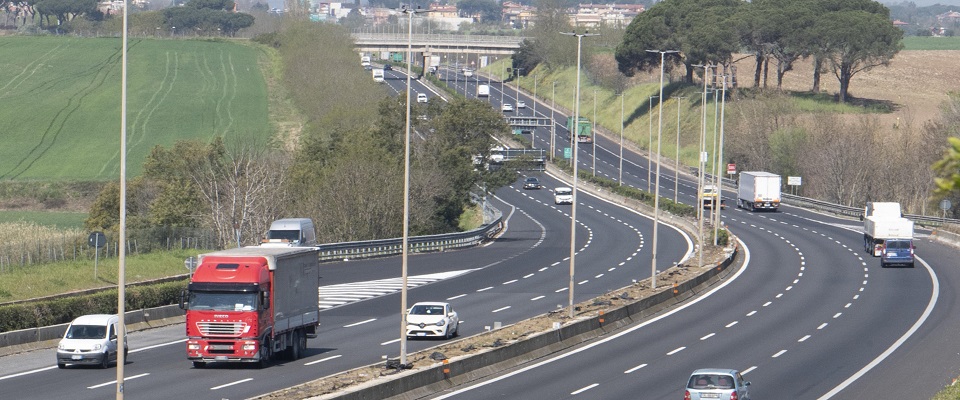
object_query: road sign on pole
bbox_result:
[564,147,572,159]
[726,163,736,175]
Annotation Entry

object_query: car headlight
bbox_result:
[93,344,102,350]
[435,319,446,326]
[58,343,65,350]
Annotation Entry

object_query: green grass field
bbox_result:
[0,36,271,181]
[903,36,960,50]
[0,210,86,229]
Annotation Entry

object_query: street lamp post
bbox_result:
[714,73,728,246]
[551,81,556,160]
[515,67,523,109]
[647,95,657,192]
[675,96,685,203]
[692,63,711,270]
[533,74,539,116]
[398,5,425,368]
[646,49,678,290]
[592,89,597,176]
[560,30,598,319]
[619,93,624,186]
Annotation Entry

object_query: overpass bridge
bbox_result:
[352,33,525,57]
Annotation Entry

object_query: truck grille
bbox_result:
[196,321,248,337]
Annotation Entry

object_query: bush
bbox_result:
[0,279,188,332]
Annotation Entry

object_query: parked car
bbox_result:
[684,368,751,400]
[517,100,526,108]
[406,302,459,339]
[501,103,514,112]
[554,187,573,204]
[57,314,128,369]
[417,93,428,103]
[523,177,541,190]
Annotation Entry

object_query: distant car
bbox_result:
[364,65,372,71]
[554,187,573,205]
[383,64,392,71]
[428,66,437,73]
[684,368,751,400]
[463,69,474,77]
[406,302,459,339]
[517,100,526,108]
[523,177,541,190]
[417,93,428,103]
[501,103,514,112]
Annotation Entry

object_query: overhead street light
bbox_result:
[117,0,130,397]
[560,30,598,319]
[592,89,597,176]
[674,96,686,203]
[647,95,658,192]
[692,63,712,270]
[645,49,679,290]
[619,93,624,186]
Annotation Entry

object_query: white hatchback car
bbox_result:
[406,302,459,339]
[417,93,428,103]
[501,103,514,112]
[684,368,751,400]
[517,100,526,108]
[56,314,128,369]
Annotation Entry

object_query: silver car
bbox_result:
[684,368,751,400]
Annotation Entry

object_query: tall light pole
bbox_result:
[501,63,506,107]
[514,67,523,108]
[398,4,425,368]
[646,49,678,290]
[533,74,539,116]
[674,96,685,203]
[695,64,710,270]
[714,72,728,246]
[592,89,597,176]
[711,82,720,244]
[619,93,624,186]
[551,81,556,160]
[560,30,598,319]
[117,0,129,397]
[647,95,658,192]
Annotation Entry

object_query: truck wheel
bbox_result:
[257,338,271,369]
[193,361,206,369]
[290,330,302,360]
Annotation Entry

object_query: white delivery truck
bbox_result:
[737,171,781,211]
[862,202,914,258]
[477,84,490,97]
[372,68,385,83]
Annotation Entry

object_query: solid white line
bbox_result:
[431,238,751,399]
[447,294,467,300]
[667,347,686,355]
[624,363,647,373]
[701,333,716,340]
[492,306,511,313]
[571,383,599,395]
[343,318,376,328]
[818,256,939,399]
[211,378,253,390]
[772,350,787,358]
[87,373,150,389]
[531,295,545,301]
[304,354,343,366]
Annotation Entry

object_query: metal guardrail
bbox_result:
[314,201,503,262]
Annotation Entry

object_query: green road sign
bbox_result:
[564,147,572,159]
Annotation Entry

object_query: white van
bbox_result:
[477,84,490,97]
[262,218,317,247]
[57,314,127,369]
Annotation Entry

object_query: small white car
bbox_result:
[501,103,514,112]
[463,69,474,77]
[554,187,573,205]
[517,100,526,108]
[684,368,751,400]
[406,302,459,339]
[416,93,428,103]
[57,314,128,369]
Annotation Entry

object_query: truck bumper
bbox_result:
[187,338,260,363]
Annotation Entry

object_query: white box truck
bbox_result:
[737,171,781,211]
[477,84,490,97]
[372,68,385,83]
[863,202,914,259]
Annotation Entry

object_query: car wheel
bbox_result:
[57,362,66,369]
[193,361,206,368]
[444,326,453,339]
[453,323,459,338]
[100,352,110,369]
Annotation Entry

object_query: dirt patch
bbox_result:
[730,50,960,125]
[255,245,732,400]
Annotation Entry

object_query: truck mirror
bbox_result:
[261,291,270,309]
[179,290,187,310]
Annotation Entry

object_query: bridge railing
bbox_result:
[352,33,526,46]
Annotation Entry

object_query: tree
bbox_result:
[807,0,896,94]
[529,0,575,68]
[339,8,365,30]
[735,0,816,91]
[163,0,254,36]
[457,0,500,23]
[813,10,902,102]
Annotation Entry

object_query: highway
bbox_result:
[1,64,956,400]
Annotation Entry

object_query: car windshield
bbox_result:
[188,291,257,311]
[66,324,108,339]
[688,374,735,389]
[410,305,445,315]
[556,189,571,195]
[526,178,538,183]
[267,229,300,242]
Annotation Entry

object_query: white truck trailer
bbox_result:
[737,171,781,211]
[863,202,914,257]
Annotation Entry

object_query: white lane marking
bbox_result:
[747,311,757,316]
[799,335,811,342]
[701,333,716,340]
[447,294,467,300]
[772,350,787,358]
[344,318,376,328]
[845,303,852,308]
[531,295,545,301]
[624,363,648,373]
[833,313,842,319]
[555,287,567,293]
[477,286,494,292]
[571,383,599,395]
[667,347,686,355]
[595,274,604,278]
[578,280,589,285]
[211,378,254,390]
[763,301,772,307]
[818,323,828,330]
[742,366,757,375]
[819,256,939,399]
[88,373,150,389]
[540,267,549,272]
[523,274,535,279]
[503,279,518,285]
[304,354,342,366]
[431,238,750,399]
[492,306,511,313]
[726,321,738,328]
[381,338,400,345]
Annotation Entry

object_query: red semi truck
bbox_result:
[180,247,320,368]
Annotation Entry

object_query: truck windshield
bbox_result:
[188,292,257,311]
[267,230,300,242]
